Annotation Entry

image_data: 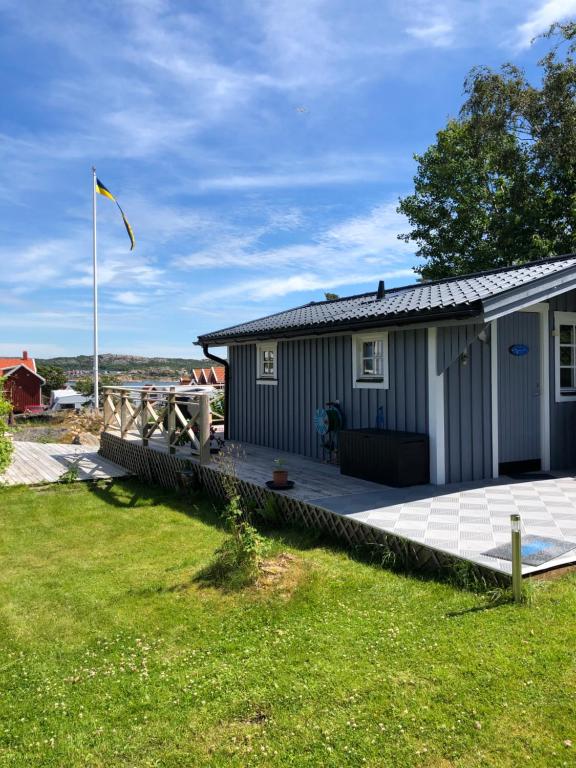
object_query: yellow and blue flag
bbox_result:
[96,178,135,250]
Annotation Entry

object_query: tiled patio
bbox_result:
[307,474,576,577]
[213,441,576,577]
[109,431,576,578]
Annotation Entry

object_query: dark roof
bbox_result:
[198,254,576,344]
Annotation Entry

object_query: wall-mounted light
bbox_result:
[460,351,469,366]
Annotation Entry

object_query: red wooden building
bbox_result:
[188,366,225,388]
[0,351,45,413]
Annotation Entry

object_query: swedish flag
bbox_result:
[96,178,135,250]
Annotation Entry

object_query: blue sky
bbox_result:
[1,0,575,359]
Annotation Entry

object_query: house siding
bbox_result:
[3,368,42,413]
[228,330,428,460]
[442,326,492,483]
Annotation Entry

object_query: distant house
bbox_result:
[198,255,576,485]
[189,366,225,388]
[0,351,45,413]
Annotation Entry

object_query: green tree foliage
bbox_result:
[74,375,121,397]
[0,377,14,474]
[37,364,67,396]
[324,292,340,301]
[398,22,576,280]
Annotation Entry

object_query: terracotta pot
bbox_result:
[272,469,288,486]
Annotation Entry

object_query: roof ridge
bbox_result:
[385,252,576,294]
[281,254,576,310]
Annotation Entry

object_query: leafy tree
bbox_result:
[0,377,14,474]
[37,364,67,396]
[324,292,340,301]
[398,22,576,280]
[74,375,121,397]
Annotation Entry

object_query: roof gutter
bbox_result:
[197,305,482,347]
[202,344,229,440]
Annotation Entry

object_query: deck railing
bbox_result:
[102,386,215,464]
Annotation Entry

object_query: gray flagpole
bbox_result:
[92,167,99,411]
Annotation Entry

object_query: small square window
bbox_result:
[256,342,278,384]
[353,333,389,389]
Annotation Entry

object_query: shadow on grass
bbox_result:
[444,594,515,617]
[86,476,507,596]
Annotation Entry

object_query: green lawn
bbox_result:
[0,479,575,767]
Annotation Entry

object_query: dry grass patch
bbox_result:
[256,552,303,596]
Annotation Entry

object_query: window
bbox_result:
[555,312,576,401]
[352,333,389,389]
[256,342,278,385]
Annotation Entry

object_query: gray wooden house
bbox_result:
[198,255,576,485]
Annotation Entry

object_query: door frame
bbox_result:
[490,303,550,477]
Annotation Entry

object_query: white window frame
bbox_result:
[256,341,278,385]
[554,311,576,402]
[352,332,389,389]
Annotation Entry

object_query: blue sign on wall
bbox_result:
[509,344,529,356]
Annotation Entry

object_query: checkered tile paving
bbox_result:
[311,475,576,576]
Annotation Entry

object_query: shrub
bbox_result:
[205,493,267,587]
[200,445,268,588]
[0,377,14,475]
[59,460,80,484]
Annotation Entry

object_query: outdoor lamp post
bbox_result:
[510,514,522,603]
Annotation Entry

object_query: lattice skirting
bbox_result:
[99,433,507,586]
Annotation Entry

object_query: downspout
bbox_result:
[202,344,229,440]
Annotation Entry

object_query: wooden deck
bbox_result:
[1,441,130,486]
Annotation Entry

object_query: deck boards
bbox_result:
[1,442,130,486]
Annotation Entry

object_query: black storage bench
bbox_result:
[339,429,429,487]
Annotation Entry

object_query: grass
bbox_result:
[0,479,575,767]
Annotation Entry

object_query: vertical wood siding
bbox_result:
[3,369,42,413]
[548,291,576,469]
[437,323,485,374]
[228,331,428,460]
[442,327,492,483]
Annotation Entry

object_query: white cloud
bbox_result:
[115,291,146,305]
[325,202,409,253]
[515,0,576,49]
[175,198,412,272]
[188,267,414,304]
[176,198,416,310]
[406,20,454,48]
[199,169,379,191]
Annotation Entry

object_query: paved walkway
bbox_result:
[1,441,130,486]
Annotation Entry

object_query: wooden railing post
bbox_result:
[168,387,176,455]
[102,387,111,432]
[120,389,129,438]
[198,394,211,465]
[141,390,149,446]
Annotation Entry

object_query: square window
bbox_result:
[353,334,388,389]
[256,343,278,383]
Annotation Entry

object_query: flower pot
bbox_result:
[272,469,288,486]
